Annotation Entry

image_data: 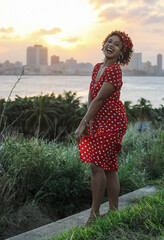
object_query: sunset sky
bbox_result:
[0,0,164,66]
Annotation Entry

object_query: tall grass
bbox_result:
[0,127,163,238]
[0,128,163,215]
[0,136,91,217]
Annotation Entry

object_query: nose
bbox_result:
[108,42,113,47]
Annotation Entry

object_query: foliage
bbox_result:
[120,127,164,180]
[0,92,87,140]
[53,190,164,240]
[0,93,164,141]
[124,98,164,128]
[0,136,91,217]
[0,128,164,238]
[0,128,163,216]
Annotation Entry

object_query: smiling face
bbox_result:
[102,35,123,61]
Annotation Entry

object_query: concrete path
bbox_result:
[6,185,157,240]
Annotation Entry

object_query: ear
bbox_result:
[120,49,123,55]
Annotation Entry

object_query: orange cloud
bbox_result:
[26,27,63,44]
[98,7,122,22]
[61,36,82,43]
[34,28,62,36]
[0,27,14,33]
[0,34,21,42]
[89,0,117,8]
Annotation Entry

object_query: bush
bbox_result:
[0,92,87,140]
[119,127,164,192]
[142,130,164,179]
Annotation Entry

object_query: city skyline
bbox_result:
[1,43,164,69]
[0,44,163,76]
[0,0,164,67]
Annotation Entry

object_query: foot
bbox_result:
[85,212,100,226]
[100,210,111,218]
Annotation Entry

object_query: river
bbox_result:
[0,75,164,107]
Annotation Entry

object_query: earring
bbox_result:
[119,55,123,61]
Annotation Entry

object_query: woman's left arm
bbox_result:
[75,82,116,141]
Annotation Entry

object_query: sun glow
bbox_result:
[0,0,97,48]
[44,35,81,48]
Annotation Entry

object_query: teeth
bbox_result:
[107,48,113,53]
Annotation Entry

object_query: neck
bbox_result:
[103,57,118,67]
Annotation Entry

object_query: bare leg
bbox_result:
[88,163,106,219]
[105,170,120,210]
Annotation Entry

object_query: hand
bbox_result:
[75,121,86,142]
[89,120,95,134]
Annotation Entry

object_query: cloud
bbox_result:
[98,3,164,26]
[124,6,151,22]
[127,0,160,5]
[89,0,116,4]
[61,36,82,43]
[89,0,117,9]
[144,15,164,24]
[98,7,122,21]
[0,27,14,33]
[0,34,21,41]
[27,27,63,43]
[141,0,159,4]
[152,28,164,33]
[33,27,62,36]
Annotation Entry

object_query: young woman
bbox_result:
[75,30,133,224]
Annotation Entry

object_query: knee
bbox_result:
[90,163,103,175]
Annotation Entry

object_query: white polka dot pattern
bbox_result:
[78,62,127,171]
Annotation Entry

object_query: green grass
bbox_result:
[51,189,164,240]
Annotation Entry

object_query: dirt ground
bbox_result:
[0,200,93,240]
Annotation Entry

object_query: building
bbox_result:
[51,55,59,66]
[65,57,77,74]
[156,54,162,76]
[49,61,65,74]
[76,62,93,75]
[142,61,154,75]
[26,45,48,74]
[127,52,142,71]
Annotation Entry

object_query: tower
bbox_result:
[26,45,48,66]
[157,54,162,76]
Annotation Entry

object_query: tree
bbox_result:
[134,98,152,121]
[25,94,62,138]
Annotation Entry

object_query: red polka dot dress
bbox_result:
[78,62,127,171]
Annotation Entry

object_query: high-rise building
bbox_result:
[27,45,48,66]
[142,61,154,75]
[65,57,77,74]
[51,55,59,65]
[126,52,142,71]
[157,54,162,76]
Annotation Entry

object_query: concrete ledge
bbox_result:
[6,185,157,240]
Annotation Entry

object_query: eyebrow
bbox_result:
[108,39,121,44]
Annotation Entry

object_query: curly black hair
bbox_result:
[102,30,133,66]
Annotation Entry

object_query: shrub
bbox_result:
[0,136,91,217]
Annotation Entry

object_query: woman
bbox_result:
[75,30,133,224]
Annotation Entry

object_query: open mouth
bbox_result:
[107,47,114,53]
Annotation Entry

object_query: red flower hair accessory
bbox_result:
[119,32,133,53]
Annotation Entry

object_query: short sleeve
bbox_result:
[104,64,122,89]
